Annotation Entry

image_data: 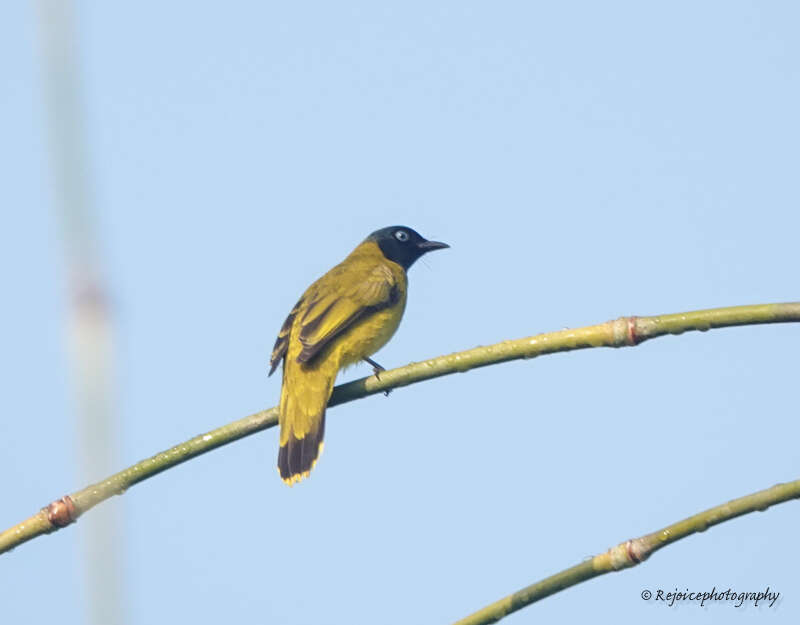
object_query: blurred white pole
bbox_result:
[35,2,125,624]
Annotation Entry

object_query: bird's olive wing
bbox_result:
[296,264,398,364]
[269,297,304,375]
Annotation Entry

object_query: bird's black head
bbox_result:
[367,226,449,270]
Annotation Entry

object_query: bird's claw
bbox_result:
[363,357,392,396]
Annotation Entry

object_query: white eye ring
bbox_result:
[394,230,409,242]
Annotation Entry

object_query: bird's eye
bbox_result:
[394,230,409,242]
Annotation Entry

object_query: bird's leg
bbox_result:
[363,357,392,396]
[363,357,385,377]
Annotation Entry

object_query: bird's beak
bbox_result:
[417,239,450,251]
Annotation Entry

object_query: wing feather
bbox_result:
[296,263,397,363]
[269,297,303,375]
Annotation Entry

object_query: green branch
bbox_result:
[451,479,800,624]
[1,302,798,556]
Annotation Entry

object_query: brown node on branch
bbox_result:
[626,316,640,345]
[45,496,77,528]
[625,538,649,564]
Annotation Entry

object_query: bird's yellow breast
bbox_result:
[335,288,407,369]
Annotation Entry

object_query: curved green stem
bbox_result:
[1,302,798,556]
[452,480,800,624]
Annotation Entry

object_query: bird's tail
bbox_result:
[277,415,326,486]
[277,366,334,485]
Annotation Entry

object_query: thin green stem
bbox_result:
[452,480,800,624]
[1,302,798,556]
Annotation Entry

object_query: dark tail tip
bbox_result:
[277,418,325,486]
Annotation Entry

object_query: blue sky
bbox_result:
[2,2,798,623]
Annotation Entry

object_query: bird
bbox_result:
[269,225,449,485]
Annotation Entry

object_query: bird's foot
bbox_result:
[363,357,392,396]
